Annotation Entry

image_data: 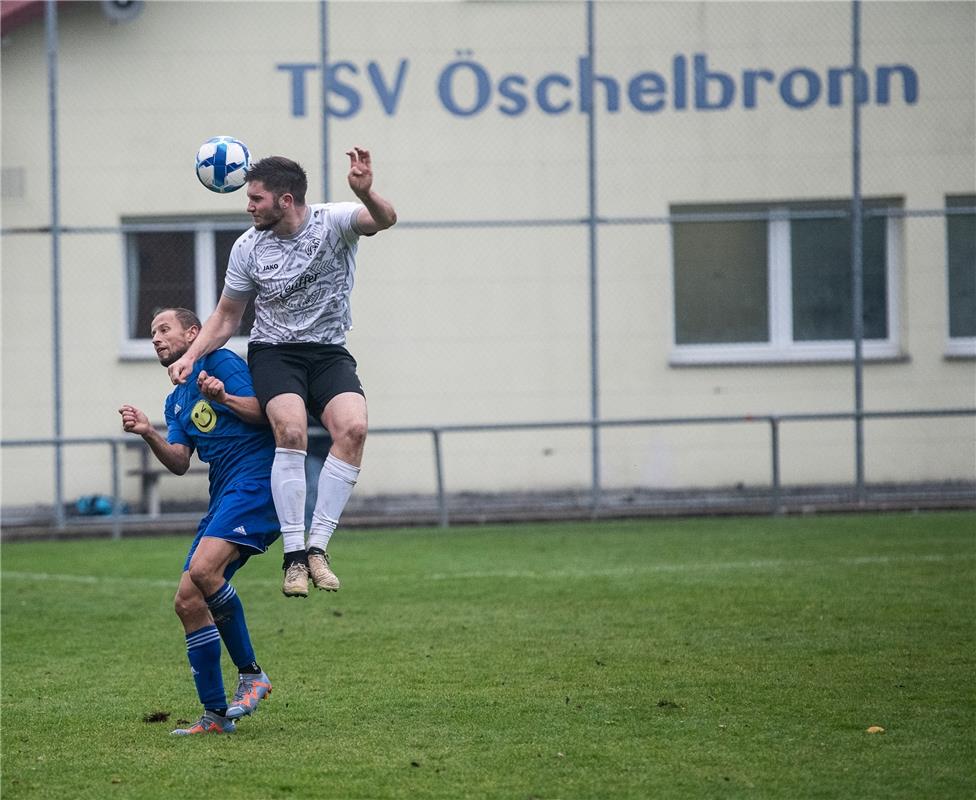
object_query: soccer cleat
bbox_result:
[171,710,236,736]
[226,671,272,719]
[307,548,340,592]
[282,561,309,597]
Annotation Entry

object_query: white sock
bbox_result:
[271,447,307,554]
[307,454,360,552]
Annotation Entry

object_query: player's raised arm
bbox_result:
[347,147,397,235]
[168,295,249,385]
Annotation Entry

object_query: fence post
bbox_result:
[769,416,783,515]
[110,440,122,540]
[45,0,66,529]
[586,0,602,518]
[432,429,448,528]
[851,0,866,505]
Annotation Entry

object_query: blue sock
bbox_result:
[185,625,225,712]
[205,582,256,670]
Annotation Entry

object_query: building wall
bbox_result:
[2,1,974,509]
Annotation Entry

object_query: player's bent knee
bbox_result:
[341,420,367,448]
[174,591,204,621]
[186,562,218,594]
[272,420,308,450]
[331,414,367,444]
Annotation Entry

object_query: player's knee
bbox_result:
[186,562,215,593]
[273,419,307,450]
[173,590,203,621]
[337,418,368,450]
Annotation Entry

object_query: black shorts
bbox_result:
[248,342,365,418]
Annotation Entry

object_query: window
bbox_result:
[670,199,901,364]
[121,217,254,358]
[946,195,976,357]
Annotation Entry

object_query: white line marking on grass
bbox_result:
[1,571,177,589]
[2,553,971,588]
[418,552,975,582]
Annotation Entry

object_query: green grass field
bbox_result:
[2,511,974,799]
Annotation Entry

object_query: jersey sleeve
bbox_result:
[223,231,256,300]
[206,350,256,398]
[164,394,193,450]
[330,202,365,246]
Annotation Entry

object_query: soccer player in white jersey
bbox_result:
[168,148,397,597]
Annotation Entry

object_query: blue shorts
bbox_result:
[183,479,281,580]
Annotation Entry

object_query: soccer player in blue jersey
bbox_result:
[120,307,278,735]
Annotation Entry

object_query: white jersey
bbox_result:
[223,202,364,345]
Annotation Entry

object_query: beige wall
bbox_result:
[2,1,974,509]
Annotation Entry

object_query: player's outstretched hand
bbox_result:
[197,370,227,404]
[119,404,151,436]
[347,147,373,197]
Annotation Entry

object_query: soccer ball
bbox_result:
[195,136,250,193]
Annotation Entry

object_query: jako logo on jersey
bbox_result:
[191,400,217,433]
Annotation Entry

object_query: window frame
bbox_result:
[668,202,902,365]
[945,195,976,359]
[119,218,252,361]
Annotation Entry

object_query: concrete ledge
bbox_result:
[2,481,973,541]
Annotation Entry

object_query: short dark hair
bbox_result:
[152,307,201,332]
[246,156,308,205]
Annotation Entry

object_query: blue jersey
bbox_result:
[163,349,275,507]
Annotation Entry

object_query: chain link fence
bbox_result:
[1,1,973,530]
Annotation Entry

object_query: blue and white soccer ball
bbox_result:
[195,136,250,193]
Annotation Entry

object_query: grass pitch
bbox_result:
[2,511,974,799]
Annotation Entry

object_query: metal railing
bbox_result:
[2,406,973,538]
